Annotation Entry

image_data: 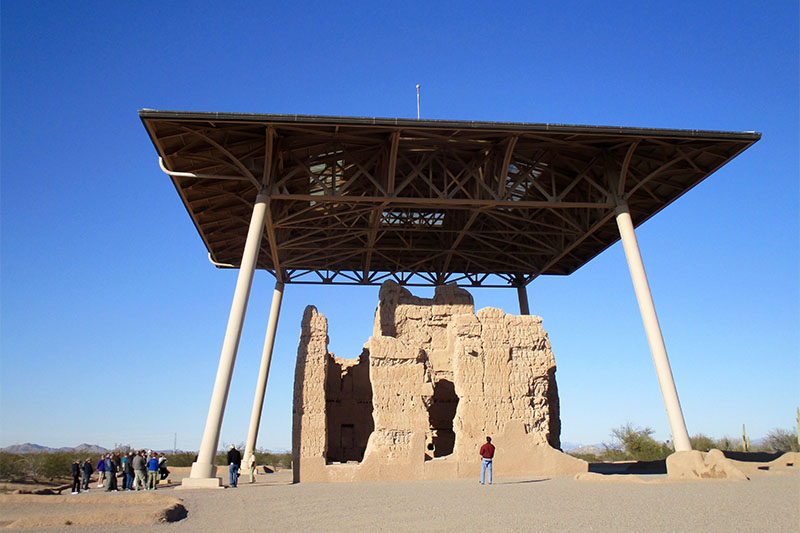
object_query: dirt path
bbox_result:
[3,468,797,532]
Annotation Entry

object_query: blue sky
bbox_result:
[1,1,797,452]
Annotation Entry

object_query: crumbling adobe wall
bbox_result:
[292,281,586,482]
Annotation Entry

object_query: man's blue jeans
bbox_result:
[480,458,492,484]
[229,464,239,487]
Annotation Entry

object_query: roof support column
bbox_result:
[614,201,692,452]
[243,279,285,469]
[517,285,530,315]
[181,191,270,488]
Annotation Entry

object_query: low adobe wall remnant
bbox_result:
[292,281,587,482]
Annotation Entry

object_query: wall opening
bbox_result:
[426,379,458,459]
[325,349,374,463]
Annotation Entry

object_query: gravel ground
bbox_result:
[4,468,798,532]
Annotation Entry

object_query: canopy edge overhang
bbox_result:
[139,109,761,142]
[140,110,760,287]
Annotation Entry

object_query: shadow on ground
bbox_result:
[588,460,666,475]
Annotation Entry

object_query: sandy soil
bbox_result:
[2,462,798,532]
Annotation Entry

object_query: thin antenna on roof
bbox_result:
[416,84,420,119]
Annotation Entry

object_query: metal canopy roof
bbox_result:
[140,110,759,287]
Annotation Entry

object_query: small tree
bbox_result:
[609,424,672,461]
[166,452,196,467]
[40,452,74,482]
[713,436,736,451]
[690,434,715,452]
[0,452,24,481]
[764,428,800,452]
[22,454,46,483]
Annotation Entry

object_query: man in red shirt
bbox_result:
[479,436,495,484]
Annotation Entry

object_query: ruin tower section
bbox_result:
[292,281,586,482]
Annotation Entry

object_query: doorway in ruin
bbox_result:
[325,349,374,463]
[426,379,459,459]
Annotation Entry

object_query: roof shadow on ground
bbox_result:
[588,459,666,475]
[721,451,785,462]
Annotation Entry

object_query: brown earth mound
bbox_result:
[0,492,186,529]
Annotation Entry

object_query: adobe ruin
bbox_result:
[292,281,587,482]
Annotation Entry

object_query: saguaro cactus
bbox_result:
[796,408,799,448]
[741,424,750,452]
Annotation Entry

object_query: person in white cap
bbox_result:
[226,445,242,487]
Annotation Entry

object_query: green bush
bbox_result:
[0,452,24,481]
[690,434,715,452]
[255,452,291,469]
[21,454,46,483]
[608,424,672,461]
[40,452,74,482]
[763,428,800,452]
[566,452,603,463]
[166,452,196,467]
[711,436,737,451]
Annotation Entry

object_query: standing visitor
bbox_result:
[70,460,81,494]
[133,450,147,491]
[96,455,106,488]
[113,452,122,477]
[227,445,242,488]
[147,452,159,490]
[122,452,135,490]
[479,436,495,485]
[80,458,93,491]
[158,453,169,480]
[248,453,257,483]
[105,454,118,492]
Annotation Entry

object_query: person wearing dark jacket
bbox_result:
[227,445,242,487]
[105,455,118,491]
[122,452,135,490]
[71,460,81,494]
[80,458,93,490]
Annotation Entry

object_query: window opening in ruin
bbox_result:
[325,350,374,464]
[426,379,459,459]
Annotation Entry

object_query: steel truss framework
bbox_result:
[140,111,759,288]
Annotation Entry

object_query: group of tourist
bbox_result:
[70,450,169,494]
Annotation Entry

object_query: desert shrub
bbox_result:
[599,445,631,462]
[0,452,24,480]
[21,454,46,483]
[166,452,196,467]
[608,424,672,461]
[712,436,737,451]
[255,452,291,469]
[763,428,800,452]
[566,452,603,462]
[40,452,74,481]
[690,434,716,452]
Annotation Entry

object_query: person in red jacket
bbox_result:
[479,436,495,485]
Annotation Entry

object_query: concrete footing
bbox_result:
[177,477,225,490]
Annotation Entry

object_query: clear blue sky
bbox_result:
[2,1,797,452]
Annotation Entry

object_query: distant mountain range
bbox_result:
[0,443,111,454]
[561,442,602,452]
[0,443,283,455]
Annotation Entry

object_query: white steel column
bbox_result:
[517,285,530,315]
[614,201,692,452]
[243,280,285,467]
[183,191,270,486]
